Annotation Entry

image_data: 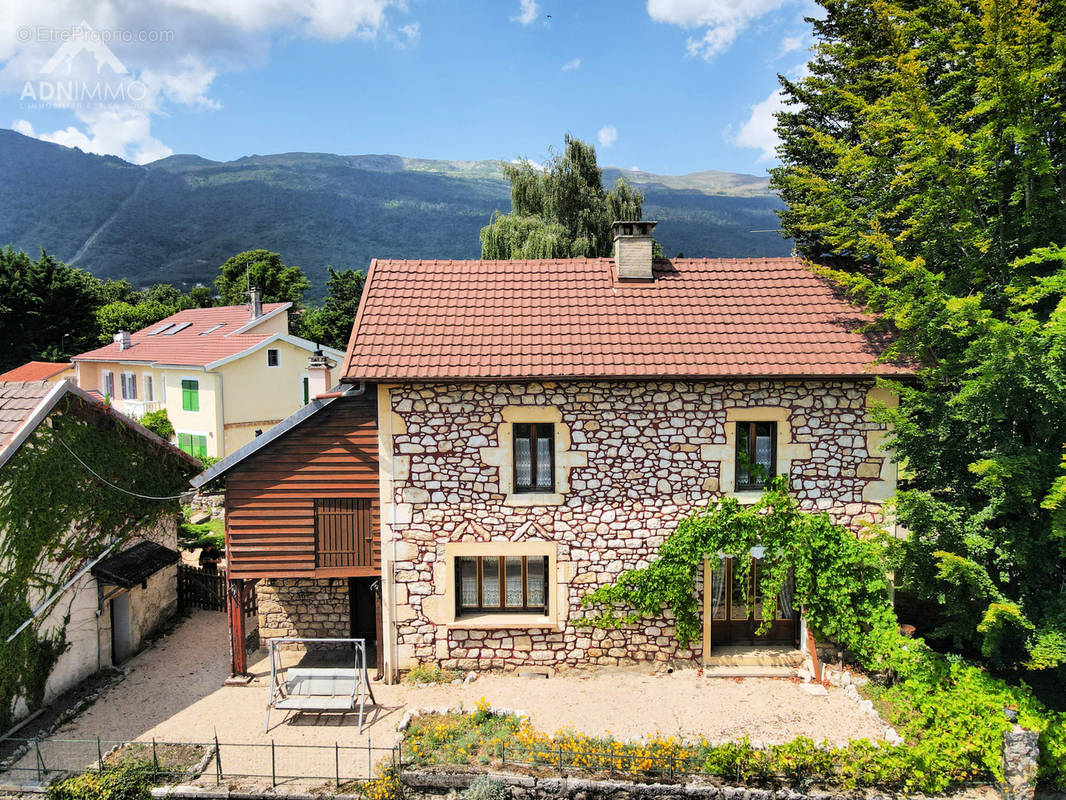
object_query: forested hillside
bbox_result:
[0,130,789,295]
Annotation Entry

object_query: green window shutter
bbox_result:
[181,379,199,412]
[302,376,309,405]
[194,435,207,458]
[177,433,191,454]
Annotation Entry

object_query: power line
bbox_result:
[53,433,193,501]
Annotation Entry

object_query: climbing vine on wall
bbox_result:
[0,399,192,731]
[577,478,902,666]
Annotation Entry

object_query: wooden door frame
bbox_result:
[702,556,800,664]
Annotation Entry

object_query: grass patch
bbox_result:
[178,518,223,552]
[403,663,464,685]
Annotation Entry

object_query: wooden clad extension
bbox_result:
[224,394,380,578]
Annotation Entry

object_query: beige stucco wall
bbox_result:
[163,369,223,457]
[218,340,332,454]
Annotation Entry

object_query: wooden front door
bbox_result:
[707,557,798,646]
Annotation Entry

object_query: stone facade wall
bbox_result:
[383,380,894,673]
[258,578,350,641]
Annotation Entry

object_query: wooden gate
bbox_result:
[178,564,225,611]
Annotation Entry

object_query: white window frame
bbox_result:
[266,348,281,368]
[143,374,154,402]
[102,370,115,399]
[121,371,137,400]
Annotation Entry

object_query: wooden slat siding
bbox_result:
[224,395,381,579]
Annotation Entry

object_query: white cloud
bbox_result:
[778,34,804,57]
[562,57,581,71]
[647,0,794,59]
[511,0,540,26]
[1,1,414,162]
[730,87,787,161]
[398,22,421,46]
[597,124,617,148]
[13,109,172,163]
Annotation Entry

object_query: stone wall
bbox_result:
[382,380,895,673]
[258,578,350,641]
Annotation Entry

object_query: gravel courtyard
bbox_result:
[6,611,886,787]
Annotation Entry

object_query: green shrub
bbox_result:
[138,409,173,440]
[47,759,169,800]
[464,775,508,800]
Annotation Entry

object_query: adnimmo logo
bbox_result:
[18,21,166,108]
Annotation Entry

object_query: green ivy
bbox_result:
[578,477,900,663]
[577,479,1066,791]
[0,399,192,730]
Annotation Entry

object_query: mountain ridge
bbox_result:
[0,129,789,297]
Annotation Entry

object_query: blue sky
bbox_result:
[0,0,817,176]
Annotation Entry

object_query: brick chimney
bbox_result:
[113,330,131,350]
[247,286,263,320]
[306,347,334,399]
[613,220,658,281]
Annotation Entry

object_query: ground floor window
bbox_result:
[455,555,548,615]
[177,432,208,459]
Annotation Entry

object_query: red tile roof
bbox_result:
[0,361,72,381]
[73,303,289,367]
[0,380,55,447]
[342,257,909,381]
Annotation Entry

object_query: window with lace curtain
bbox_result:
[512,423,554,493]
[735,421,776,490]
[455,555,548,615]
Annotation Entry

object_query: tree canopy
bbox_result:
[772,0,1066,669]
[480,135,649,259]
[214,249,311,307]
[295,266,366,351]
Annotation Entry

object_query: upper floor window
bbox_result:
[267,348,280,367]
[102,371,115,399]
[513,423,554,493]
[736,421,776,490]
[143,374,153,402]
[120,372,137,400]
[181,379,199,412]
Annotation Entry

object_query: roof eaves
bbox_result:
[0,380,70,468]
[202,334,284,370]
[190,384,366,488]
[339,259,379,382]
[226,302,292,336]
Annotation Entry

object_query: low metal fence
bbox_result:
[496,741,703,780]
[0,736,398,790]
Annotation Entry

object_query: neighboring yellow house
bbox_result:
[72,295,344,458]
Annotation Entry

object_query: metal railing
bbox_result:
[0,736,398,790]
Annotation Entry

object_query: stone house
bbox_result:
[196,222,906,681]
